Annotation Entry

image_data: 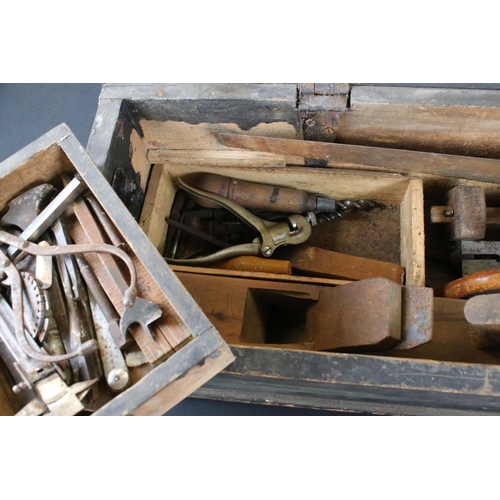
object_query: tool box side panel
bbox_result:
[0,125,75,211]
[339,86,500,158]
[195,346,500,414]
[94,328,234,415]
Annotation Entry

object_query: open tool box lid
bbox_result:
[84,84,500,415]
[0,123,234,416]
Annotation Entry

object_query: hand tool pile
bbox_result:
[164,173,380,273]
[162,174,431,354]
[429,185,500,345]
[0,175,161,416]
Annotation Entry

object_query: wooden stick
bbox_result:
[210,256,292,275]
[219,133,500,185]
[281,245,404,284]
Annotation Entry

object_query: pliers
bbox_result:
[165,177,312,266]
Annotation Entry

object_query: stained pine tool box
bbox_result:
[3,84,500,416]
[0,124,234,416]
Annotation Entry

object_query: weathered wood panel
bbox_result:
[339,86,500,158]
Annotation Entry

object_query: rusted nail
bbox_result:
[305,119,316,127]
[323,126,335,135]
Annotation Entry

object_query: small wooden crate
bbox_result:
[0,124,234,416]
[86,84,500,415]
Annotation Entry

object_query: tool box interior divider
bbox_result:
[82,84,500,415]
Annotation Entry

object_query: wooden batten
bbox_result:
[147,149,286,168]
[400,179,425,286]
[139,164,175,254]
[338,86,500,159]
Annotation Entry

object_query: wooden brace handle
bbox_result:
[435,270,500,298]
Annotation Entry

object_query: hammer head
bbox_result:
[1,184,58,231]
[119,297,163,342]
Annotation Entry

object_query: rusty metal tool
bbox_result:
[85,193,130,251]
[0,228,138,309]
[308,277,403,351]
[18,271,49,340]
[391,287,434,350]
[89,294,129,392]
[0,295,54,394]
[68,195,183,362]
[7,176,87,259]
[0,229,145,371]
[166,176,312,265]
[463,294,500,347]
[450,240,500,276]
[0,248,98,363]
[74,253,126,349]
[51,216,103,383]
[0,184,57,231]
[54,250,101,384]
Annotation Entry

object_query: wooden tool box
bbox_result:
[4,84,500,416]
[82,83,500,415]
[0,124,234,416]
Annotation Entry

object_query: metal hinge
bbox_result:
[298,83,350,143]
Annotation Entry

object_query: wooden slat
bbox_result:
[147,149,286,168]
[171,265,350,287]
[162,164,412,205]
[219,133,500,185]
[282,245,404,284]
[139,164,174,254]
[211,256,292,275]
[400,179,425,286]
[341,87,500,158]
